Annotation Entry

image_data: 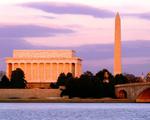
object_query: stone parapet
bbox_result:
[0,89,61,99]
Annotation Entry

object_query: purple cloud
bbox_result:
[74,40,150,75]
[1,39,150,75]
[0,25,74,38]
[20,2,114,18]
[138,13,150,19]
[40,15,56,19]
[0,38,37,71]
[123,13,150,20]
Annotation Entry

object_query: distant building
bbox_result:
[146,72,150,82]
[6,50,82,88]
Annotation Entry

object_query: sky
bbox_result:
[0,0,150,76]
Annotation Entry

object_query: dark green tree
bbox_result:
[95,69,115,98]
[57,73,66,86]
[0,75,10,88]
[59,69,116,98]
[50,82,59,89]
[10,68,27,88]
[114,74,128,84]
[123,73,139,83]
[66,72,73,80]
[77,71,95,98]
[61,71,96,98]
[58,72,74,97]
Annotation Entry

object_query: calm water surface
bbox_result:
[0,103,150,120]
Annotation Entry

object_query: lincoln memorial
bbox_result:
[6,50,82,88]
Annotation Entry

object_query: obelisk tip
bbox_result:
[116,12,120,17]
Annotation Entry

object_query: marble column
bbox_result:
[37,63,40,82]
[69,63,72,73]
[44,63,46,82]
[24,63,27,80]
[6,63,9,78]
[75,63,78,77]
[30,63,33,81]
[50,63,52,82]
[63,63,65,73]
[12,63,14,71]
[56,63,59,78]
[79,63,82,76]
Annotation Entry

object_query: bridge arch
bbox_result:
[117,90,127,99]
[137,88,150,99]
[115,82,150,101]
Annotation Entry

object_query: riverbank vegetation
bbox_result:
[55,69,148,98]
[0,68,148,99]
[0,68,27,88]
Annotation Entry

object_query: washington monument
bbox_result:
[114,13,122,75]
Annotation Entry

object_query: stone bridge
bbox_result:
[115,82,150,102]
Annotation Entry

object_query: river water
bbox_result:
[0,103,149,120]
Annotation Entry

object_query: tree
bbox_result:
[95,70,104,83]
[57,73,66,86]
[123,73,141,83]
[95,69,114,83]
[50,82,59,89]
[59,69,116,98]
[95,69,115,98]
[62,72,75,98]
[114,74,128,85]
[76,71,95,98]
[0,75,10,88]
[10,68,27,88]
[66,72,73,80]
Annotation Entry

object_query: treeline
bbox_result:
[0,68,27,88]
[52,69,129,98]
[0,67,147,92]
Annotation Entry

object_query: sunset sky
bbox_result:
[0,0,150,75]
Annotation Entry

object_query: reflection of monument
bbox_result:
[114,13,122,75]
[6,50,82,88]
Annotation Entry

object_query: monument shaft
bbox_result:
[114,13,122,75]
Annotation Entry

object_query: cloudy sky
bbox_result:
[0,0,150,75]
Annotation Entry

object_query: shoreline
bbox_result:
[0,98,138,103]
